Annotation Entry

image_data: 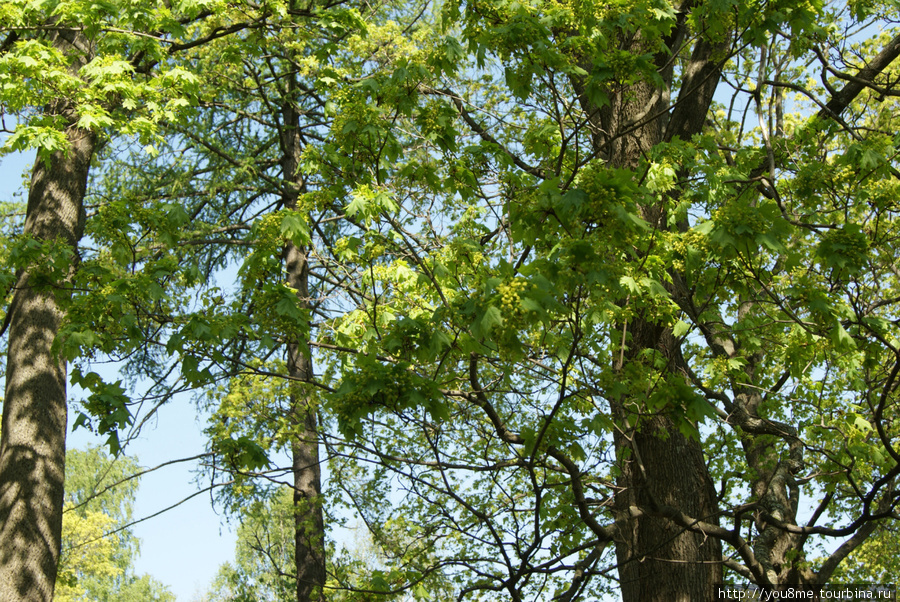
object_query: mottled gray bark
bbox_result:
[0,118,95,600]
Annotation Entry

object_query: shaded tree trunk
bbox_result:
[0,119,95,600]
[281,98,326,601]
[285,239,326,602]
[288,337,326,602]
[611,325,723,602]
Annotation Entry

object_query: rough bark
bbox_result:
[281,96,326,601]
[0,25,95,601]
[285,242,326,602]
[572,16,728,602]
[610,326,723,602]
[0,121,95,601]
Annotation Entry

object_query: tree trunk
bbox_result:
[288,335,326,602]
[0,121,94,600]
[285,238,326,602]
[573,16,727,601]
[611,325,723,602]
[281,96,326,601]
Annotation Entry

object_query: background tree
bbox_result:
[203,489,297,602]
[58,446,174,602]
[201,487,455,602]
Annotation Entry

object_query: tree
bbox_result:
[57,446,174,602]
[79,4,435,601]
[202,489,304,602]
[5,0,898,600]
[0,0,214,597]
[0,21,97,599]
[315,0,900,599]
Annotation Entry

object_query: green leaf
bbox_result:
[479,305,503,336]
[672,320,691,338]
[280,212,310,246]
[831,323,854,350]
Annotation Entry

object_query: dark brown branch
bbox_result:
[468,354,525,445]
[547,446,617,543]
[633,504,771,585]
[817,33,900,120]
[429,88,552,180]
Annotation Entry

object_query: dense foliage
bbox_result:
[2,0,900,599]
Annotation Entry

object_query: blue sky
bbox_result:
[0,143,234,601]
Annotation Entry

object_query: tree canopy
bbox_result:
[58,447,175,602]
[2,0,900,599]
